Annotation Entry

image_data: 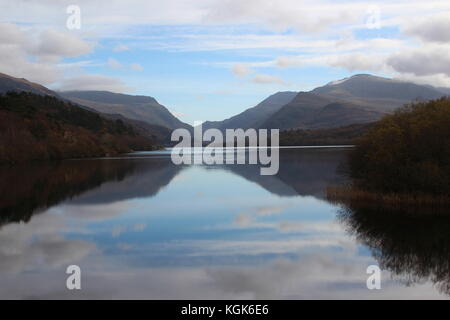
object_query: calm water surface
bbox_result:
[0,148,447,299]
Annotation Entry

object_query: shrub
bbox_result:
[349,97,450,195]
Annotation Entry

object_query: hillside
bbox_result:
[261,74,446,130]
[0,91,158,164]
[311,74,444,111]
[264,101,384,129]
[348,97,450,195]
[60,90,192,131]
[202,91,297,131]
[279,123,373,146]
[0,73,178,144]
[203,74,447,132]
[0,72,58,97]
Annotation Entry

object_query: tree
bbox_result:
[349,97,450,195]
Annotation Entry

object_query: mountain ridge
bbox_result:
[204,74,448,131]
[0,73,189,143]
[59,90,192,131]
[202,91,297,131]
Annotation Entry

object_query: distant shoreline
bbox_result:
[129,145,354,154]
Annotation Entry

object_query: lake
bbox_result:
[0,147,447,299]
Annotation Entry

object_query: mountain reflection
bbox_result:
[336,200,450,295]
[0,158,182,226]
[224,148,350,199]
[0,148,348,228]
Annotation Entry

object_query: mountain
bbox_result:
[0,91,157,163]
[203,74,446,132]
[262,74,445,130]
[437,87,450,95]
[60,90,192,131]
[262,96,384,130]
[0,73,179,143]
[311,74,444,111]
[0,72,58,97]
[202,91,297,131]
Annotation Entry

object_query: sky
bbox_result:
[0,0,450,124]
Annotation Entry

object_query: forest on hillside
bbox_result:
[279,123,372,146]
[348,97,450,196]
[0,92,157,164]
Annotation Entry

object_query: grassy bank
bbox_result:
[327,185,450,213]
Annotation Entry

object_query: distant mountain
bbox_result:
[261,74,445,130]
[437,87,450,95]
[311,74,444,112]
[202,91,297,131]
[0,73,181,143]
[99,113,173,144]
[204,74,446,131]
[60,90,192,131]
[262,95,385,130]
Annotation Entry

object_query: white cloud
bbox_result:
[0,22,25,44]
[327,52,388,73]
[387,45,450,77]
[107,57,123,69]
[2,1,450,38]
[113,44,130,52]
[1,1,450,91]
[252,74,287,85]
[0,23,94,85]
[394,73,450,88]
[0,0,365,33]
[231,63,250,77]
[130,62,144,71]
[33,29,93,61]
[276,56,303,68]
[403,13,450,43]
[203,0,358,33]
[105,58,144,72]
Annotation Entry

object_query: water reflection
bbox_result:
[0,148,446,299]
[0,159,182,226]
[336,200,450,295]
[225,148,348,198]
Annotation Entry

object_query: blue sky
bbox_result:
[86,28,356,122]
[1,0,450,124]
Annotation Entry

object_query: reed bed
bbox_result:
[327,185,450,214]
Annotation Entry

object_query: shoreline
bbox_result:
[327,185,450,213]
